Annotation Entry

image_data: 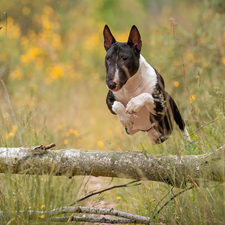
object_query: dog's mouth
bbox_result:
[106,85,120,92]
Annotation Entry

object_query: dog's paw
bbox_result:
[126,94,156,115]
[112,101,134,129]
[126,97,143,114]
[118,114,133,129]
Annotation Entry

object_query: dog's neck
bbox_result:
[122,55,157,92]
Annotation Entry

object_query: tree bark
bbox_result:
[0,145,224,188]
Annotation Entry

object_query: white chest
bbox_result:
[113,55,158,131]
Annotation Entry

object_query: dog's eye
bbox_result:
[123,57,128,61]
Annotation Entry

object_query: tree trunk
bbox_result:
[0,145,224,188]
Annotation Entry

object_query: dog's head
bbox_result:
[103,25,142,92]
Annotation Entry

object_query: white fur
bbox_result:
[112,101,133,129]
[181,127,191,142]
[126,93,156,115]
[112,55,157,135]
[115,67,120,84]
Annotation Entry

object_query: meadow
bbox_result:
[0,0,225,224]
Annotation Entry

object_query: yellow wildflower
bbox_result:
[174,81,179,87]
[21,55,29,63]
[50,66,63,80]
[72,130,79,137]
[28,47,42,59]
[12,125,17,133]
[189,95,195,102]
[116,196,121,200]
[221,57,225,65]
[29,101,33,109]
[64,139,69,145]
[11,70,23,80]
[9,132,14,137]
[97,141,104,148]
[69,129,74,134]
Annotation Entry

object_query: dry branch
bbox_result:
[0,145,225,188]
[0,206,152,224]
[70,180,141,206]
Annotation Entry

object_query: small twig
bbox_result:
[153,185,194,218]
[44,143,56,149]
[34,143,56,151]
[179,141,199,153]
[189,116,224,137]
[199,144,225,161]
[216,30,224,57]
[4,11,7,35]
[153,186,173,213]
[0,11,7,34]
[1,79,23,146]
[6,218,15,225]
[69,180,141,206]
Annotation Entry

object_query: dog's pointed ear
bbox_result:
[127,25,142,52]
[103,25,116,51]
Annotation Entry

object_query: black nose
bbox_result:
[107,81,117,90]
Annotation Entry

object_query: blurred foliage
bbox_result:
[0,0,225,224]
[0,0,225,151]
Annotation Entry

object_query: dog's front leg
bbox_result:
[106,91,133,129]
[112,101,134,129]
[126,93,156,115]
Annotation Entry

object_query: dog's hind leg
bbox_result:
[146,128,167,145]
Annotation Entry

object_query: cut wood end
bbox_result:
[45,143,56,150]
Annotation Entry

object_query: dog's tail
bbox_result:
[170,96,191,142]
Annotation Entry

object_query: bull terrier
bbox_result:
[103,25,190,145]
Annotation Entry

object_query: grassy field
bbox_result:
[0,0,225,224]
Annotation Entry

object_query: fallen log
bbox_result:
[0,144,224,188]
